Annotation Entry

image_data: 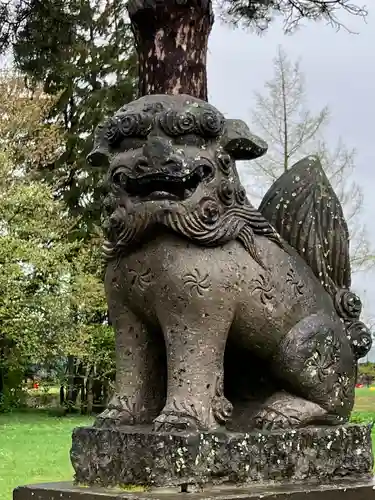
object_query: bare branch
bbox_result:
[217,0,367,33]
[242,46,374,276]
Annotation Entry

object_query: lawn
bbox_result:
[0,389,375,500]
[0,411,92,500]
[353,387,375,413]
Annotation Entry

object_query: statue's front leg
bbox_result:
[96,288,165,427]
[154,307,234,432]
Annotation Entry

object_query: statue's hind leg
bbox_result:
[253,313,356,430]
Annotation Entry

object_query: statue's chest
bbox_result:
[118,250,162,300]
[116,236,201,303]
[115,234,240,310]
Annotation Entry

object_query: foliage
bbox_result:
[350,411,375,424]
[218,0,367,32]
[0,148,77,407]
[0,1,367,233]
[0,0,137,235]
[0,74,113,411]
[358,363,375,379]
[244,46,374,274]
[0,69,65,166]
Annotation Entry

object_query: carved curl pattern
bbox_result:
[211,373,233,425]
[250,274,275,305]
[158,110,196,136]
[156,201,243,248]
[216,149,233,176]
[102,204,152,260]
[196,197,221,224]
[334,289,362,319]
[105,112,152,146]
[196,110,225,137]
[333,289,371,359]
[218,181,235,206]
[103,192,282,269]
[235,185,247,205]
[183,269,211,297]
[346,320,372,360]
[158,109,224,138]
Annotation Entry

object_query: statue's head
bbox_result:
[88,94,272,257]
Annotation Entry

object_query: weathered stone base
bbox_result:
[70,425,373,488]
[13,479,375,500]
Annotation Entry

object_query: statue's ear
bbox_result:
[87,147,110,167]
[220,119,268,160]
[87,122,111,167]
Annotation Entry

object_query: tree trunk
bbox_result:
[59,385,65,406]
[0,341,4,404]
[86,368,94,416]
[128,0,214,100]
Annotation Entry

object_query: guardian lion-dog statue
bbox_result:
[88,94,371,432]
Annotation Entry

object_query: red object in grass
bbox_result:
[33,382,39,389]
[355,383,363,388]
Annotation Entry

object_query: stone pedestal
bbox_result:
[12,479,375,500]
[70,424,373,489]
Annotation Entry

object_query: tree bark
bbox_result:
[128,0,214,100]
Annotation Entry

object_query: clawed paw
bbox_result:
[252,392,329,431]
[153,398,211,432]
[153,411,201,432]
[95,407,137,428]
[95,394,141,427]
[253,408,301,431]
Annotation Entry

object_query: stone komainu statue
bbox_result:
[88,94,371,432]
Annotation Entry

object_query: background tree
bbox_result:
[127,0,367,101]
[0,75,75,407]
[0,72,113,412]
[0,1,367,226]
[1,0,137,235]
[243,46,374,274]
[0,0,369,406]
[1,1,367,104]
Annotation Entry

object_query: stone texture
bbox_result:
[70,424,373,488]
[13,479,375,500]
[89,93,372,436]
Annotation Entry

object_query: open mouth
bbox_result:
[123,164,214,201]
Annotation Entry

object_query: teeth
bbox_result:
[125,169,204,199]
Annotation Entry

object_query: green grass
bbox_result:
[0,389,374,500]
[352,387,375,456]
[353,387,375,413]
[0,411,92,500]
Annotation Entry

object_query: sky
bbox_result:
[206,6,375,359]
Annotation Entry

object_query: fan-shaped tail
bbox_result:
[258,155,371,359]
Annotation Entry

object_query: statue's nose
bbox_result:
[135,136,184,175]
